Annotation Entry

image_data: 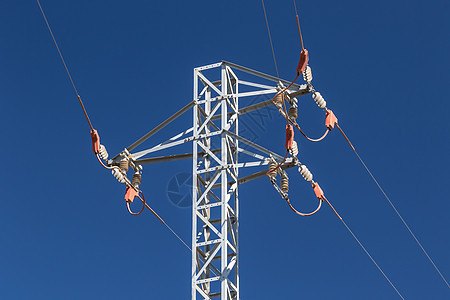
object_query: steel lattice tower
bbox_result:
[191,62,308,299]
[114,61,307,299]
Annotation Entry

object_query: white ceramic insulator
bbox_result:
[98,144,109,161]
[112,168,126,183]
[290,141,298,157]
[274,94,283,108]
[313,92,326,109]
[268,162,278,179]
[298,165,313,182]
[280,176,289,193]
[303,66,313,83]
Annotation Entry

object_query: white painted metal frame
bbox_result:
[112,61,309,300]
[191,62,308,300]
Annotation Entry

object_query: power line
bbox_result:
[37,0,192,256]
[36,0,78,96]
[261,0,280,79]
[353,146,450,289]
[340,217,405,299]
[320,197,405,298]
[36,0,95,131]
[336,124,449,289]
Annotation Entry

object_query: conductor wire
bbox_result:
[323,197,405,299]
[262,0,280,79]
[341,218,405,299]
[293,0,304,50]
[336,124,450,289]
[38,0,192,257]
[286,197,322,216]
[37,0,94,131]
[126,192,146,216]
[95,153,191,251]
[293,121,330,142]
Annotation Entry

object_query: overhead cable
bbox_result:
[336,125,450,289]
[37,0,191,254]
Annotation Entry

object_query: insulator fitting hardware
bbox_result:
[112,168,126,183]
[288,106,298,120]
[280,173,289,194]
[90,129,100,154]
[303,65,313,83]
[132,173,142,187]
[285,124,294,150]
[296,49,309,75]
[313,182,325,200]
[119,160,129,172]
[313,92,326,109]
[290,140,299,157]
[268,162,278,179]
[125,186,139,203]
[298,165,313,182]
[273,93,283,108]
[98,144,109,161]
[325,110,338,130]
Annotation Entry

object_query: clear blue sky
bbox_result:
[1,1,449,299]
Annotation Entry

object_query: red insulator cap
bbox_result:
[296,49,309,75]
[313,182,325,200]
[285,124,294,150]
[90,129,100,154]
[325,110,338,130]
[125,186,139,203]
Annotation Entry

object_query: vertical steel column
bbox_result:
[192,67,199,300]
[220,64,228,300]
[192,63,239,299]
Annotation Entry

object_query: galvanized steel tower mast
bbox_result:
[109,61,307,299]
[191,62,307,299]
[111,61,306,299]
[192,63,240,300]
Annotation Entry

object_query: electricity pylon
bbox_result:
[191,61,309,299]
[114,61,309,299]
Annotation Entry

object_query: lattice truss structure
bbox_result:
[112,61,310,300]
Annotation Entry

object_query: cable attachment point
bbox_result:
[90,129,100,154]
[285,124,295,150]
[125,186,139,204]
[125,187,146,216]
[325,110,338,130]
[296,49,309,75]
[312,182,325,200]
